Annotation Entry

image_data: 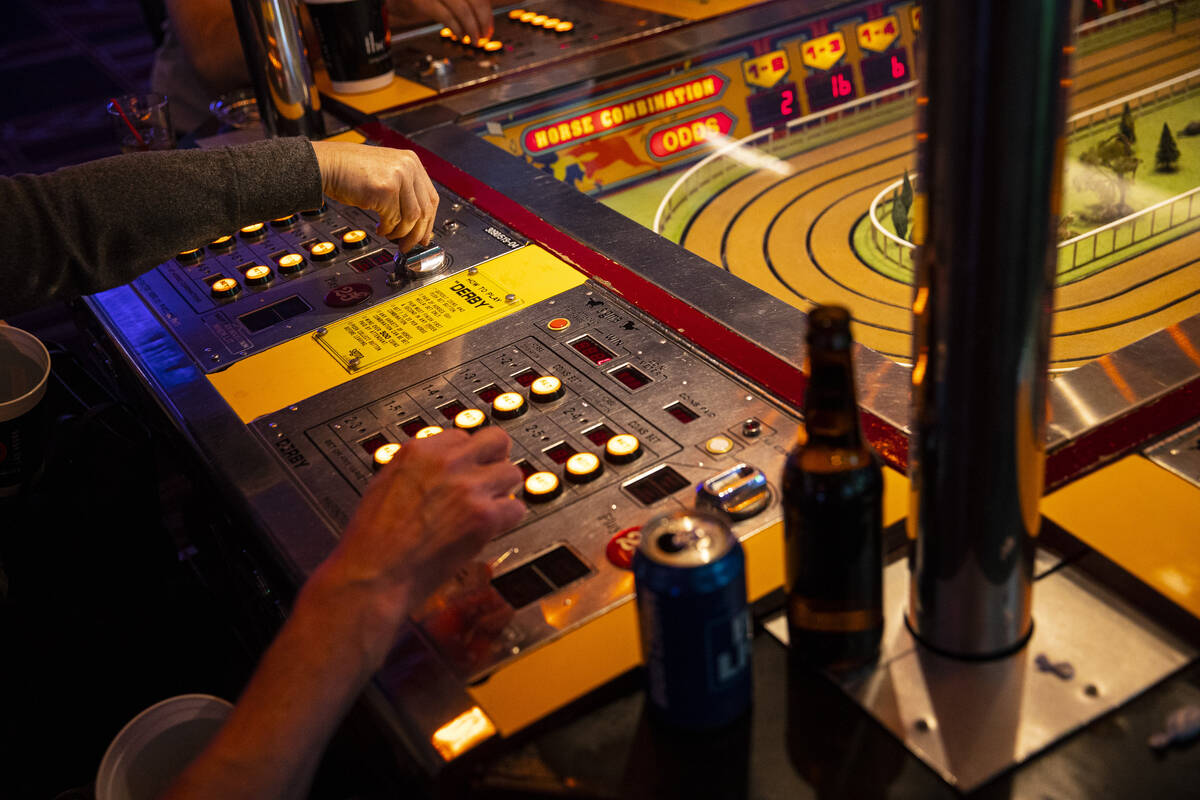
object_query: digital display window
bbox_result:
[512,368,541,387]
[610,364,652,390]
[570,335,616,365]
[664,402,699,424]
[624,466,690,506]
[747,82,801,130]
[583,424,616,446]
[543,441,576,464]
[437,400,467,420]
[804,65,857,112]
[400,417,429,437]
[476,384,504,403]
[859,51,910,93]
[514,459,538,478]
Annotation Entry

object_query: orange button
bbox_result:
[547,317,571,331]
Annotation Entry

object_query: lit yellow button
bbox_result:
[565,452,602,484]
[178,247,202,264]
[414,425,444,439]
[524,470,562,502]
[508,9,524,19]
[373,442,402,469]
[520,11,537,22]
[210,277,240,298]
[440,26,454,37]
[243,264,273,286]
[530,376,564,403]
[541,17,560,28]
[484,39,503,51]
[239,222,265,239]
[276,252,305,274]
[554,20,574,33]
[310,241,336,260]
[530,14,547,25]
[705,435,734,455]
[605,433,642,464]
[271,214,298,228]
[454,408,488,432]
[341,229,368,249]
[492,391,527,420]
[461,34,471,44]
[209,235,234,251]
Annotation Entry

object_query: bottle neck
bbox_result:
[802,350,864,450]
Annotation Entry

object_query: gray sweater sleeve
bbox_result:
[1,136,324,317]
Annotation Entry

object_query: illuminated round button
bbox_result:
[276,252,306,274]
[243,264,273,286]
[492,392,527,420]
[454,408,488,432]
[301,202,327,218]
[208,235,234,253]
[484,39,503,51]
[341,229,368,249]
[705,435,735,455]
[529,376,564,403]
[519,11,537,22]
[414,425,444,439]
[439,26,454,37]
[605,433,642,464]
[546,317,571,332]
[177,247,203,265]
[565,452,602,484]
[270,214,298,228]
[239,222,266,241]
[524,471,562,503]
[310,241,336,261]
[554,20,574,33]
[530,14,547,25]
[541,17,560,28]
[508,8,524,19]
[210,277,241,299]
[372,442,402,469]
[461,34,471,44]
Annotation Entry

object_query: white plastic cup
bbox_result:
[95,694,234,800]
[305,0,394,93]
[0,325,51,496]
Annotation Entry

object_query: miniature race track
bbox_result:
[674,21,1200,370]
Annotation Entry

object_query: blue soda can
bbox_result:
[633,510,753,728]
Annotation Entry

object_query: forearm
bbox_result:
[0,138,322,317]
[161,556,408,800]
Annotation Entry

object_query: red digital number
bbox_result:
[829,38,841,52]
[771,55,785,71]
[805,45,816,58]
[780,89,794,116]
[884,21,896,34]
[891,55,906,79]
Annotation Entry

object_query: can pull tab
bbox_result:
[695,463,770,521]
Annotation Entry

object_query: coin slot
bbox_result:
[491,545,591,609]
[623,465,690,506]
[238,295,311,333]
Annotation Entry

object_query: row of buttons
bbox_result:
[200,230,373,299]
[506,9,575,32]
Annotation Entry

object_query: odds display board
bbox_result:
[474,0,919,195]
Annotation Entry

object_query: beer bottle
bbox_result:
[783,305,883,671]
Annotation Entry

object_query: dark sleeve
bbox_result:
[0,136,324,317]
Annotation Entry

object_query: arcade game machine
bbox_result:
[83,0,1200,795]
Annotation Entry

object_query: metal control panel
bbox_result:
[251,281,800,681]
[391,1,681,92]
[129,187,526,371]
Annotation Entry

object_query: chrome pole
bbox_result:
[229,0,326,138]
[907,0,1076,658]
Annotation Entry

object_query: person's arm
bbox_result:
[163,0,250,94]
[161,428,524,800]
[388,0,495,41]
[0,138,437,318]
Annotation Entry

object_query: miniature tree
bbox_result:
[1119,102,1136,144]
[891,186,909,240]
[1075,134,1141,222]
[900,168,914,212]
[1156,122,1180,172]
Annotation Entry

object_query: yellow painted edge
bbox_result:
[323,129,365,144]
[207,245,586,423]
[1042,456,1200,619]
[605,0,772,20]
[314,66,436,115]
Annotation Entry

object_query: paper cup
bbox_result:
[305,0,394,93]
[0,325,51,496]
[96,694,234,800]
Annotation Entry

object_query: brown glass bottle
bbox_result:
[783,305,883,671]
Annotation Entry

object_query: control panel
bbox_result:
[129,187,526,371]
[252,280,800,681]
[391,1,680,92]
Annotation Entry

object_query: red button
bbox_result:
[324,283,373,308]
[605,526,642,569]
[547,317,571,332]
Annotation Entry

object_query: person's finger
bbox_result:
[461,426,513,464]
[436,0,472,38]
[473,459,524,497]
[469,0,493,39]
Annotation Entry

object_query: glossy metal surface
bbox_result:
[1145,418,1200,488]
[765,557,1197,792]
[230,0,325,138]
[906,0,1073,658]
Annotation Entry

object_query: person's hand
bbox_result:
[309,140,439,252]
[389,0,494,41]
[305,426,524,668]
